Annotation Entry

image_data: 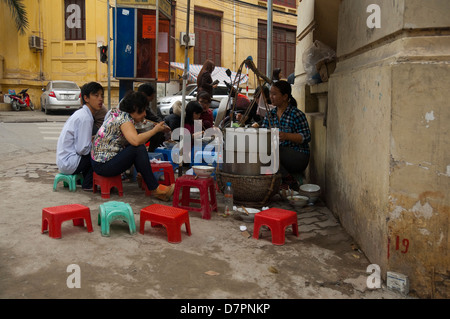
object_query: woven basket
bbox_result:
[216,171,282,207]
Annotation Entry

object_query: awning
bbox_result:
[170,62,249,85]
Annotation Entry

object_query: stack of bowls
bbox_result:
[298,184,321,204]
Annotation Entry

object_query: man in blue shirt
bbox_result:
[56,82,104,191]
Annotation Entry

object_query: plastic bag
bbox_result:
[302,40,336,85]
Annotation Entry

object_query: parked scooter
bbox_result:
[7,89,34,111]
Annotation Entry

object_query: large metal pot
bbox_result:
[222,127,278,176]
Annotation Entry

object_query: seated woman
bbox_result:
[184,100,204,136]
[196,91,214,130]
[258,80,311,191]
[91,91,174,201]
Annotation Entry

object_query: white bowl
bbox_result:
[288,195,309,208]
[135,122,153,133]
[235,207,260,223]
[300,184,321,192]
[192,165,214,178]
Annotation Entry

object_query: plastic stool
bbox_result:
[172,175,217,220]
[151,162,175,186]
[93,172,123,199]
[252,208,299,245]
[53,173,84,192]
[41,204,93,239]
[140,204,191,243]
[98,201,136,237]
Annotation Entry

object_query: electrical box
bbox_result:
[29,35,43,51]
[180,32,195,47]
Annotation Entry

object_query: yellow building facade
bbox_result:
[0,0,297,109]
[0,0,110,109]
[172,0,297,84]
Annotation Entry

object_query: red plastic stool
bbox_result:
[172,175,217,220]
[41,204,93,239]
[93,172,123,199]
[252,208,299,245]
[140,204,191,243]
[151,162,176,186]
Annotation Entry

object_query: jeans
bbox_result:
[279,146,309,178]
[91,144,159,191]
[73,154,93,189]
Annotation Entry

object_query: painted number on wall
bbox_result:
[388,236,410,259]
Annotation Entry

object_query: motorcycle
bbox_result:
[7,89,34,111]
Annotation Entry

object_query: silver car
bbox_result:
[40,81,81,114]
[157,83,228,117]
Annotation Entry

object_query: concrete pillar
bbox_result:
[327,0,449,298]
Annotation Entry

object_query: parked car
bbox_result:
[157,83,229,117]
[40,80,81,114]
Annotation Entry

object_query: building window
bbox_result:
[258,21,296,78]
[65,0,86,41]
[194,9,222,67]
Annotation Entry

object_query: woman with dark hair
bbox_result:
[197,91,214,130]
[91,91,174,201]
[197,59,218,97]
[184,100,204,136]
[260,80,311,191]
[272,68,282,82]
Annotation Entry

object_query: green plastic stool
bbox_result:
[98,201,136,237]
[53,173,84,192]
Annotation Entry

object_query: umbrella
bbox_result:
[170,62,249,85]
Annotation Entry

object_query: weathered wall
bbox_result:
[388,62,449,298]
[326,0,449,298]
[327,62,392,272]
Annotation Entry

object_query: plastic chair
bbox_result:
[172,175,217,220]
[98,201,136,237]
[53,173,84,192]
[151,162,176,186]
[41,204,93,239]
[140,204,191,243]
[252,208,299,245]
[93,172,123,199]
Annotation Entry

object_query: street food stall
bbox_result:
[214,58,282,207]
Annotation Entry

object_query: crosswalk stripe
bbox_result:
[36,123,63,141]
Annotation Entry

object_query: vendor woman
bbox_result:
[258,80,311,191]
[91,91,174,201]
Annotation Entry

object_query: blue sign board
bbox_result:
[114,7,135,78]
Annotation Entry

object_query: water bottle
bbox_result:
[224,182,234,216]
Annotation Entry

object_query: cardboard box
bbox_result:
[386,271,409,295]
[316,58,336,83]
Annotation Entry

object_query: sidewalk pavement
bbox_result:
[0,109,413,301]
[0,109,71,123]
